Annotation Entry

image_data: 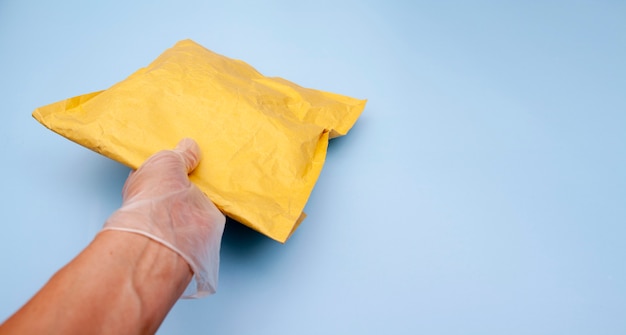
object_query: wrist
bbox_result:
[92,230,193,322]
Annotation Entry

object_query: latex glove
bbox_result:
[102,138,226,298]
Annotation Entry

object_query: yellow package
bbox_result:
[33,39,365,243]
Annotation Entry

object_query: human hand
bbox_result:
[102,138,225,298]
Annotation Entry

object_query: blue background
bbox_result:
[1,1,625,334]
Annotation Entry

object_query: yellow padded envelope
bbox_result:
[33,39,365,243]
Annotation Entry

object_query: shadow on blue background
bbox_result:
[221,217,272,258]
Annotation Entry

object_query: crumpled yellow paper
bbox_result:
[33,39,365,243]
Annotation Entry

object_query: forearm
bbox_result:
[0,230,192,335]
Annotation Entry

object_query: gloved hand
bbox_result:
[102,138,225,298]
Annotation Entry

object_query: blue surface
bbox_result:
[1,1,625,334]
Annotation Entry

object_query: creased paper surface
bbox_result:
[33,39,365,243]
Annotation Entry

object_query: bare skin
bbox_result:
[0,230,192,335]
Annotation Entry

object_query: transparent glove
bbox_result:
[102,138,226,298]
